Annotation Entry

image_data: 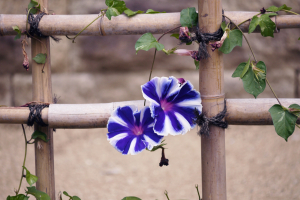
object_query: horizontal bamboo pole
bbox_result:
[0,99,299,128]
[1,12,299,36]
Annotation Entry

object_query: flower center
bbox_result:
[132,126,143,136]
[160,100,173,112]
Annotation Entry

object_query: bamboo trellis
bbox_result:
[1,0,300,199]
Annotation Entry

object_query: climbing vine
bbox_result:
[8,0,300,199]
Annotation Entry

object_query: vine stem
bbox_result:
[195,184,201,200]
[266,78,282,106]
[231,12,260,31]
[283,9,299,15]
[223,15,257,63]
[144,25,181,106]
[66,10,107,43]
[16,124,28,195]
[223,14,282,106]
[296,124,300,129]
[164,191,170,200]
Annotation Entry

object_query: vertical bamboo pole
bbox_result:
[31,0,55,198]
[198,0,227,199]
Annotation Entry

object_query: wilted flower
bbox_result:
[179,27,191,41]
[174,49,200,61]
[210,31,228,51]
[177,78,186,85]
[107,106,163,155]
[141,76,202,136]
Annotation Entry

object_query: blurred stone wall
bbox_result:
[0,0,300,107]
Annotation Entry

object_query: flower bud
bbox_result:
[210,31,228,51]
[179,27,191,41]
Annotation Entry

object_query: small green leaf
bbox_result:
[162,47,177,55]
[28,0,38,9]
[6,194,29,200]
[221,21,227,31]
[135,33,164,54]
[26,186,50,200]
[249,14,276,37]
[28,0,40,14]
[180,7,198,28]
[121,196,142,200]
[145,9,166,14]
[170,33,179,39]
[269,104,298,141]
[266,4,292,12]
[72,196,81,200]
[31,130,48,142]
[149,140,167,152]
[194,60,199,69]
[63,191,71,197]
[23,166,38,186]
[240,58,251,78]
[219,29,243,54]
[124,9,144,17]
[232,61,266,98]
[105,0,127,20]
[12,26,22,40]
[33,53,47,64]
[289,104,300,117]
[298,37,300,40]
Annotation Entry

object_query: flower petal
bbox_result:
[143,127,164,150]
[139,106,154,129]
[108,106,138,130]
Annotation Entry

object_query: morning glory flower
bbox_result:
[107,106,164,155]
[141,76,202,136]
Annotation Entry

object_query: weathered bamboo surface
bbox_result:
[198,0,227,198]
[1,12,299,36]
[31,0,55,198]
[1,99,299,128]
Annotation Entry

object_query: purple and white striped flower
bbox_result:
[107,106,164,155]
[141,76,202,136]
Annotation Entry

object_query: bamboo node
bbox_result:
[194,100,228,136]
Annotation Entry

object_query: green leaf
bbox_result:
[221,21,227,31]
[135,33,164,54]
[266,4,292,12]
[121,197,142,200]
[145,9,166,14]
[63,191,81,200]
[298,37,300,40]
[149,140,167,152]
[12,26,22,40]
[248,14,276,37]
[180,7,198,28]
[23,166,38,186]
[31,130,48,142]
[219,29,243,54]
[269,104,298,141]
[162,47,177,55]
[33,53,47,64]
[105,0,127,20]
[26,186,50,200]
[194,60,199,69]
[170,33,179,39]
[63,191,71,197]
[124,9,144,17]
[28,0,40,14]
[6,194,29,200]
[240,58,251,78]
[289,104,300,117]
[232,61,266,98]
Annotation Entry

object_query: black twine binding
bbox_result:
[179,27,224,61]
[27,104,49,127]
[194,101,228,136]
[27,12,60,42]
